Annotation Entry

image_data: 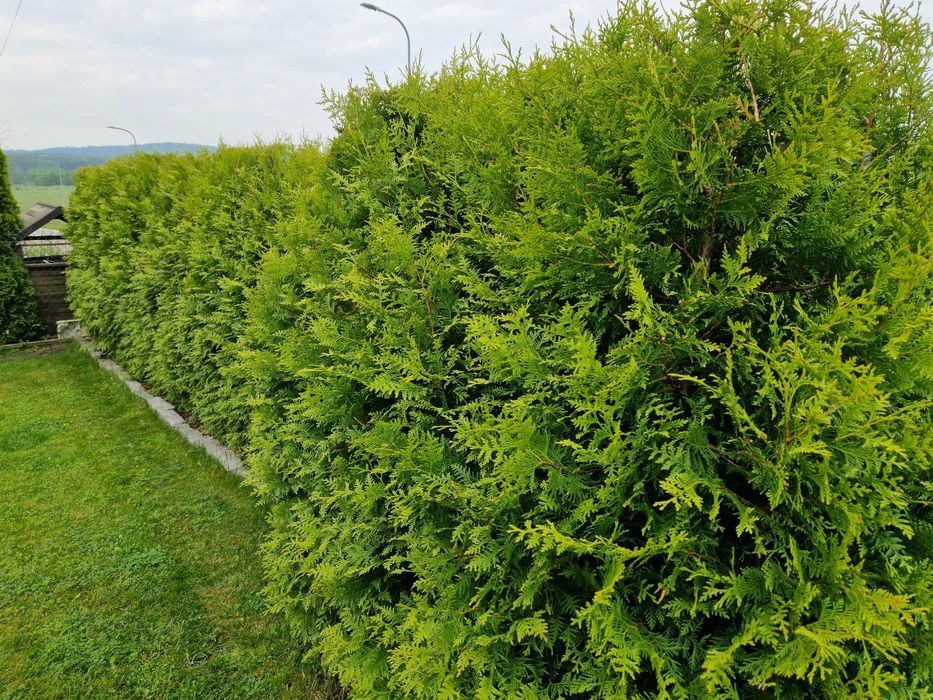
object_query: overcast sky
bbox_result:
[0,0,927,150]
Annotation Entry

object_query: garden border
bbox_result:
[59,322,246,478]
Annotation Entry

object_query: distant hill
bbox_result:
[6,143,214,185]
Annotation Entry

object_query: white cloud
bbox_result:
[0,0,928,149]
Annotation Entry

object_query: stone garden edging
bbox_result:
[59,321,246,478]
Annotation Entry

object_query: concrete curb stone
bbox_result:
[59,321,246,478]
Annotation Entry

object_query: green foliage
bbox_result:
[68,145,326,446]
[0,252,44,344]
[0,148,43,343]
[25,166,69,186]
[0,149,22,243]
[68,1,932,696]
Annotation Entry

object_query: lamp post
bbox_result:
[106,125,138,152]
[360,3,411,74]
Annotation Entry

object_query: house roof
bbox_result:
[18,203,66,243]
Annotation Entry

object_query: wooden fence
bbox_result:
[23,260,71,336]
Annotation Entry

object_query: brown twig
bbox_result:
[744,77,760,123]
[762,278,833,294]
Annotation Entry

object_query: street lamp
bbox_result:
[360,3,411,74]
[106,125,138,152]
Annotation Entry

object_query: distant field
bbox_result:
[13,186,74,231]
[13,185,74,212]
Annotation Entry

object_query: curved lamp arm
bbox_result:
[360,3,411,74]
[106,125,138,152]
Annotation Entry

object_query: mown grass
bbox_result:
[0,344,334,699]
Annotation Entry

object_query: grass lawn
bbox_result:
[0,344,334,699]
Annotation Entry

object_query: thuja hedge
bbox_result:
[0,147,43,344]
[68,145,327,444]
[67,1,931,696]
